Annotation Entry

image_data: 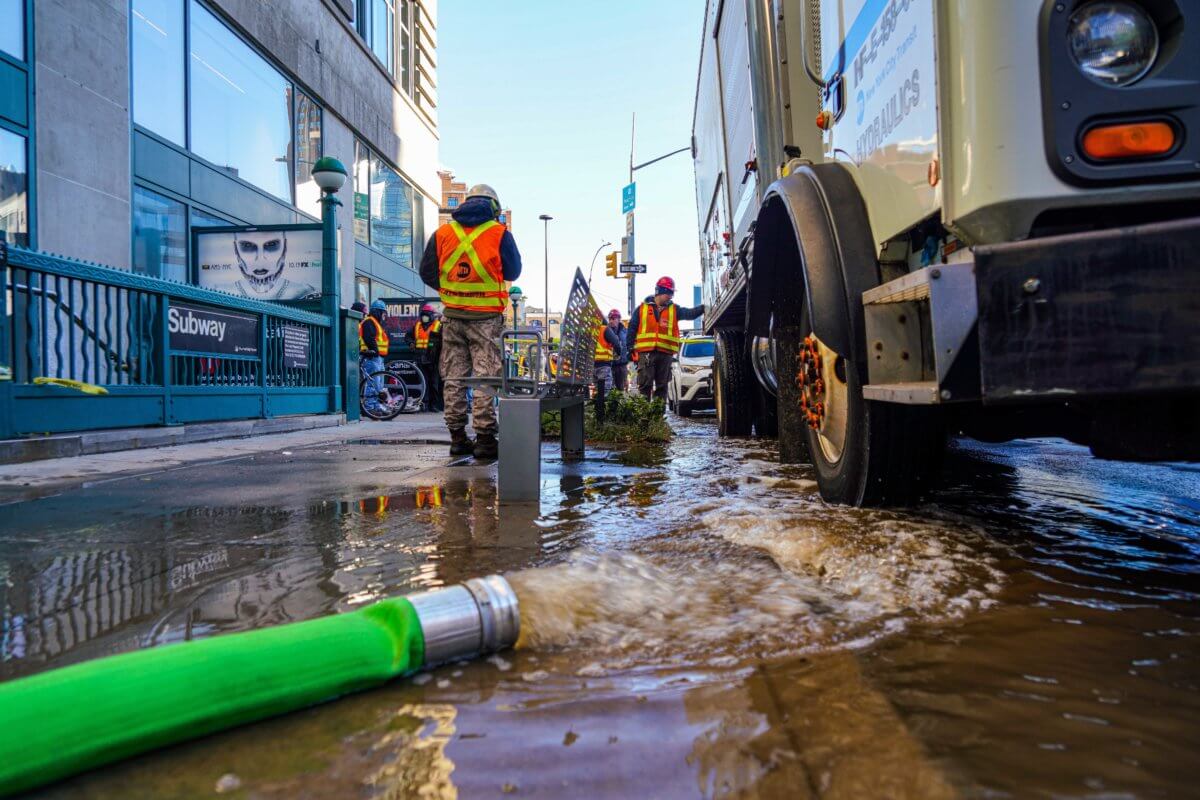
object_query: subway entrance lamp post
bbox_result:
[312,156,348,412]
[508,285,524,329]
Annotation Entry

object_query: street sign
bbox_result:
[619,263,647,274]
[622,182,636,214]
[625,212,634,235]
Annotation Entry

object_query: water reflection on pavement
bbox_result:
[2,420,1197,798]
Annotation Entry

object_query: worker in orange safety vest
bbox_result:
[626,276,705,405]
[418,184,522,458]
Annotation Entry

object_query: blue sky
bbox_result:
[437,1,704,315]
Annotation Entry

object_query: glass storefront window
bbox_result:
[0,128,27,246]
[353,140,371,245]
[189,1,292,202]
[0,0,24,61]
[190,207,229,229]
[369,154,413,267]
[132,186,187,283]
[131,0,185,145]
[292,88,322,219]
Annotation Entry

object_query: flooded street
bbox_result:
[2,418,1198,798]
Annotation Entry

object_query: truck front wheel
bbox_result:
[714,329,753,437]
[780,306,944,506]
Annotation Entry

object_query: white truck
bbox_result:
[694,0,1200,505]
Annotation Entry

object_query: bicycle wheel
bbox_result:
[386,360,427,413]
[361,370,409,421]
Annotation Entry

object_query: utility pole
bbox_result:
[627,113,636,319]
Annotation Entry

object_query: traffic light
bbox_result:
[605,251,618,278]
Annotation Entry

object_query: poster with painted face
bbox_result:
[196,227,323,301]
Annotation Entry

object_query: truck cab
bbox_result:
[695,0,1200,505]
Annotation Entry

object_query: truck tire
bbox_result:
[787,304,944,506]
[714,329,753,437]
[753,382,778,437]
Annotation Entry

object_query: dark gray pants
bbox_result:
[636,351,673,402]
[612,362,628,392]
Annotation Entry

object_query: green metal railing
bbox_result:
[0,242,338,438]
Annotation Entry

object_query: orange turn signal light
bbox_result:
[1082,121,1176,160]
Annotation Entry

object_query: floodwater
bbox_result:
[1,419,1198,798]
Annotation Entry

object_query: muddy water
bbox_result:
[4,422,1198,798]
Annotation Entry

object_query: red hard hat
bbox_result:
[608,308,621,318]
[420,303,435,314]
[656,276,676,293]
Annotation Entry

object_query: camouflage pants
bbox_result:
[440,316,502,435]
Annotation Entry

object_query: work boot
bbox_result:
[449,428,475,456]
[474,432,498,459]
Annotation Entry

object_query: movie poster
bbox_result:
[195,227,323,301]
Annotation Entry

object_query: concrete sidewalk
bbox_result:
[0,413,455,505]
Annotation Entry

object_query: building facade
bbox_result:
[438,169,512,231]
[0,0,440,307]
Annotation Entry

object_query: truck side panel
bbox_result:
[694,13,732,314]
[820,0,940,246]
[718,0,759,246]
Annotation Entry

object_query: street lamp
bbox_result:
[539,214,553,335]
[312,156,347,412]
[508,285,523,329]
[587,240,613,286]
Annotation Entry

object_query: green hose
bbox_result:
[0,598,424,796]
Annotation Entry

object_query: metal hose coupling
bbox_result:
[406,575,520,668]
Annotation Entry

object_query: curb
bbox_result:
[0,414,347,465]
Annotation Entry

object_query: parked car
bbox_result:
[668,336,715,417]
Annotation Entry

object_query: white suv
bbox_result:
[668,336,715,417]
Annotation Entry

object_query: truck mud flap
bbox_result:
[976,217,1200,403]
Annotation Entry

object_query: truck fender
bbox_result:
[748,164,880,369]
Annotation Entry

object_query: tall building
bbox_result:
[0,0,440,305]
[438,169,513,231]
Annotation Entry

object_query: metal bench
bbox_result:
[462,268,601,502]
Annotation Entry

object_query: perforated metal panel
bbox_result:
[553,268,602,390]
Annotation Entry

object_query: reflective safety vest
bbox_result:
[436,220,507,313]
[634,302,680,354]
[595,328,615,363]
[414,319,442,349]
[358,316,389,356]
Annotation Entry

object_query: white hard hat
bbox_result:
[466,184,500,206]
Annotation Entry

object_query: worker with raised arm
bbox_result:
[627,276,705,404]
[419,184,522,458]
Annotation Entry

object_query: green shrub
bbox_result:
[540,392,672,444]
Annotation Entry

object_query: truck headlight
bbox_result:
[1068,1,1159,86]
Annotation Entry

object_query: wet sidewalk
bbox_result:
[0,413,455,506]
[2,417,1197,798]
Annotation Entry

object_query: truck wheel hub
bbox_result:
[796,335,848,463]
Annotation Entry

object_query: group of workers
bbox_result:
[354,183,703,457]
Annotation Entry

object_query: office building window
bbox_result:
[131,0,185,145]
[132,186,187,282]
[292,88,322,218]
[371,0,396,75]
[0,0,24,60]
[189,0,292,202]
[370,154,413,266]
[398,0,412,93]
[0,129,27,247]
